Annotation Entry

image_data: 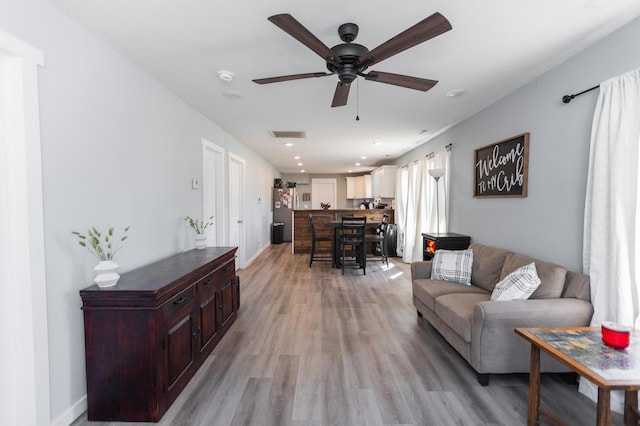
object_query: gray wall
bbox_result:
[1,0,279,422]
[397,17,640,272]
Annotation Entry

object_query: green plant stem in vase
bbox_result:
[72,226,130,287]
[185,215,214,249]
[72,226,130,261]
[185,215,214,234]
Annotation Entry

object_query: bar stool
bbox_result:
[308,214,333,267]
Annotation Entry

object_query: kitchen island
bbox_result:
[293,209,394,254]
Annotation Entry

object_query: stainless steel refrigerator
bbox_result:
[273,187,297,242]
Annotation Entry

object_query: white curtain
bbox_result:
[395,166,407,258]
[584,68,640,327]
[581,68,640,411]
[395,148,451,263]
[403,159,425,263]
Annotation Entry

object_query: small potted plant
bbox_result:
[185,215,214,249]
[72,226,130,288]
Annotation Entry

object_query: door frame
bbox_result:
[201,138,226,246]
[228,152,246,268]
[0,29,50,425]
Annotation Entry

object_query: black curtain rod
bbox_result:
[562,85,599,104]
[425,144,453,158]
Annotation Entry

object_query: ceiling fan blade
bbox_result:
[359,12,451,67]
[364,71,437,91]
[268,14,340,65]
[253,72,333,84]
[331,82,351,107]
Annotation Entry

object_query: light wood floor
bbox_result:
[73,243,620,425]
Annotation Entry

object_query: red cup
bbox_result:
[601,321,631,349]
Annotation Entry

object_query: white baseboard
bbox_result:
[51,395,86,426]
[242,242,270,268]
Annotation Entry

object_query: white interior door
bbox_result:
[228,152,245,268]
[311,178,337,209]
[202,139,225,246]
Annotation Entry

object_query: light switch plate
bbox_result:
[192,178,200,189]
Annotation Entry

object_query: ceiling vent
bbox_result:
[269,130,307,139]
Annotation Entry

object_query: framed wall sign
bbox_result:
[474,133,529,198]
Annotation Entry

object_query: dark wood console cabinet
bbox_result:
[80,247,238,422]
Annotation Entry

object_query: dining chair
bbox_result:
[308,214,333,267]
[337,216,367,275]
[335,212,354,220]
[365,213,389,267]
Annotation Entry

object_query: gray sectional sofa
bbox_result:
[411,243,593,385]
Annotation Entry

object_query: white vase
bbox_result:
[94,260,120,288]
[194,234,207,249]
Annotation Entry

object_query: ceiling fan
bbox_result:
[253,12,452,107]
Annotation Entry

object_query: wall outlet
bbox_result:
[191,178,199,189]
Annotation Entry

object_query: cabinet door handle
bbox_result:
[174,295,188,305]
[219,304,223,310]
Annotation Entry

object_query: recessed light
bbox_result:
[446,89,467,97]
[355,162,361,166]
[348,170,353,173]
[294,156,300,160]
[373,141,383,145]
[217,70,234,82]
[297,162,303,166]
[360,156,367,160]
[300,169,305,173]
[284,142,294,147]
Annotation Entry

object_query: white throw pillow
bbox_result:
[430,249,473,285]
[491,262,541,301]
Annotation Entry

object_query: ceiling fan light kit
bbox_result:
[253,12,452,107]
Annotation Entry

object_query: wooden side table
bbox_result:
[516,327,640,426]
[421,232,471,260]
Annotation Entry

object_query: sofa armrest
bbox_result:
[470,298,594,373]
[411,261,432,281]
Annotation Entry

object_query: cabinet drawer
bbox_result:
[217,261,234,285]
[196,261,234,294]
[196,272,216,297]
[162,287,195,322]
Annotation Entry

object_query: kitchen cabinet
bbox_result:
[371,165,397,198]
[346,176,356,199]
[363,175,372,198]
[80,247,238,422]
[346,175,372,199]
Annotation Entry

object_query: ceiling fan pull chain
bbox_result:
[356,79,360,121]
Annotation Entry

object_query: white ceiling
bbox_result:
[48,0,640,174]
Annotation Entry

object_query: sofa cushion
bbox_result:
[468,244,511,293]
[562,271,591,301]
[413,278,488,311]
[435,293,491,342]
[500,253,567,299]
[431,249,474,285]
[491,262,541,301]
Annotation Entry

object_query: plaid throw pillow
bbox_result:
[491,262,541,301]
[430,249,474,285]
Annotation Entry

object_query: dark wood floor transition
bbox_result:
[74,243,619,425]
